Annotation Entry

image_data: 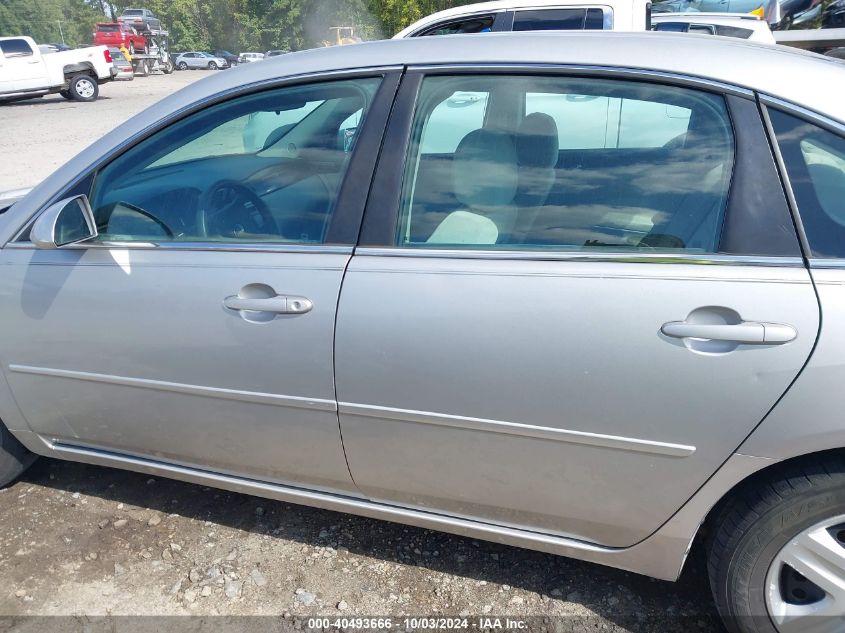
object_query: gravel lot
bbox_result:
[0,67,725,632]
[0,71,203,192]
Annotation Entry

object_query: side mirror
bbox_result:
[31,195,98,249]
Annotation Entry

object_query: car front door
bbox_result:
[0,73,395,494]
[334,69,820,547]
[0,39,45,92]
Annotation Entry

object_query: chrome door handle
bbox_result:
[661,321,796,344]
[223,295,312,314]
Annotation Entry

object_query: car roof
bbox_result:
[163,32,845,123]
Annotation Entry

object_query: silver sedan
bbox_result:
[174,51,228,70]
[1,32,845,633]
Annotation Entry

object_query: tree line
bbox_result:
[0,0,476,52]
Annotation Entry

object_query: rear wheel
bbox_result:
[68,74,98,102]
[208,61,218,70]
[0,422,35,488]
[178,61,188,71]
[163,60,174,74]
[708,455,845,633]
[128,41,135,55]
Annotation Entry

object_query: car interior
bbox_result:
[399,75,735,252]
[83,78,380,245]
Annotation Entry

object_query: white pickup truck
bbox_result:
[0,36,117,103]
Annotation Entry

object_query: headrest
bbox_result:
[516,113,559,169]
[452,129,518,210]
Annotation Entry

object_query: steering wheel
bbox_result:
[197,180,278,240]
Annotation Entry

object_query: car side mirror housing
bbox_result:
[30,195,98,249]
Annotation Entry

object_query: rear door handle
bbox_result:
[661,321,796,344]
[223,295,312,314]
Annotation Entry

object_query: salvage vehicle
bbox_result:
[93,22,148,55]
[0,36,115,102]
[2,32,845,633]
[118,8,162,34]
[393,0,651,37]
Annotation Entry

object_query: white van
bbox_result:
[393,0,652,37]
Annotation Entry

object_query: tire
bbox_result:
[707,455,845,633]
[68,74,98,102]
[128,41,135,55]
[178,61,188,71]
[138,61,149,77]
[208,62,218,70]
[163,60,174,74]
[0,422,35,488]
[59,89,71,100]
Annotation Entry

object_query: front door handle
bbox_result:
[661,321,796,344]
[223,294,312,315]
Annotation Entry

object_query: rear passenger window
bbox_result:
[513,8,607,31]
[397,75,735,252]
[770,109,845,259]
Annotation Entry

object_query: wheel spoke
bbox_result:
[781,527,845,604]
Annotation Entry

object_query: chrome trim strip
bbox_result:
[47,440,620,553]
[8,365,336,412]
[5,240,354,255]
[407,63,755,98]
[809,259,845,269]
[354,247,804,267]
[758,94,845,136]
[338,402,696,457]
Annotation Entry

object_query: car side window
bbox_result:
[512,8,607,31]
[396,75,735,252]
[1,39,34,58]
[769,109,845,259]
[88,77,380,245]
[418,15,495,36]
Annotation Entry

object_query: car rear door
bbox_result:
[0,71,398,494]
[334,68,819,547]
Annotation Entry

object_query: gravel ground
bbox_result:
[0,459,724,631]
[0,70,204,192]
[0,66,725,632]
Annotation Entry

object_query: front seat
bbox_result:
[427,129,519,246]
[510,112,559,244]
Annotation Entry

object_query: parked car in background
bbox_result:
[213,50,239,66]
[238,52,264,63]
[652,13,775,41]
[0,36,115,102]
[5,31,845,633]
[93,23,147,55]
[652,0,814,29]
[174,52,228,70]
[394,0,651,36]
[824,0,845,26]
[107,47,134,80]
[265,49,289,57]
[118,8,162,33]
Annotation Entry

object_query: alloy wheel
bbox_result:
[766,514,845,633]
[75,78,96,99]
